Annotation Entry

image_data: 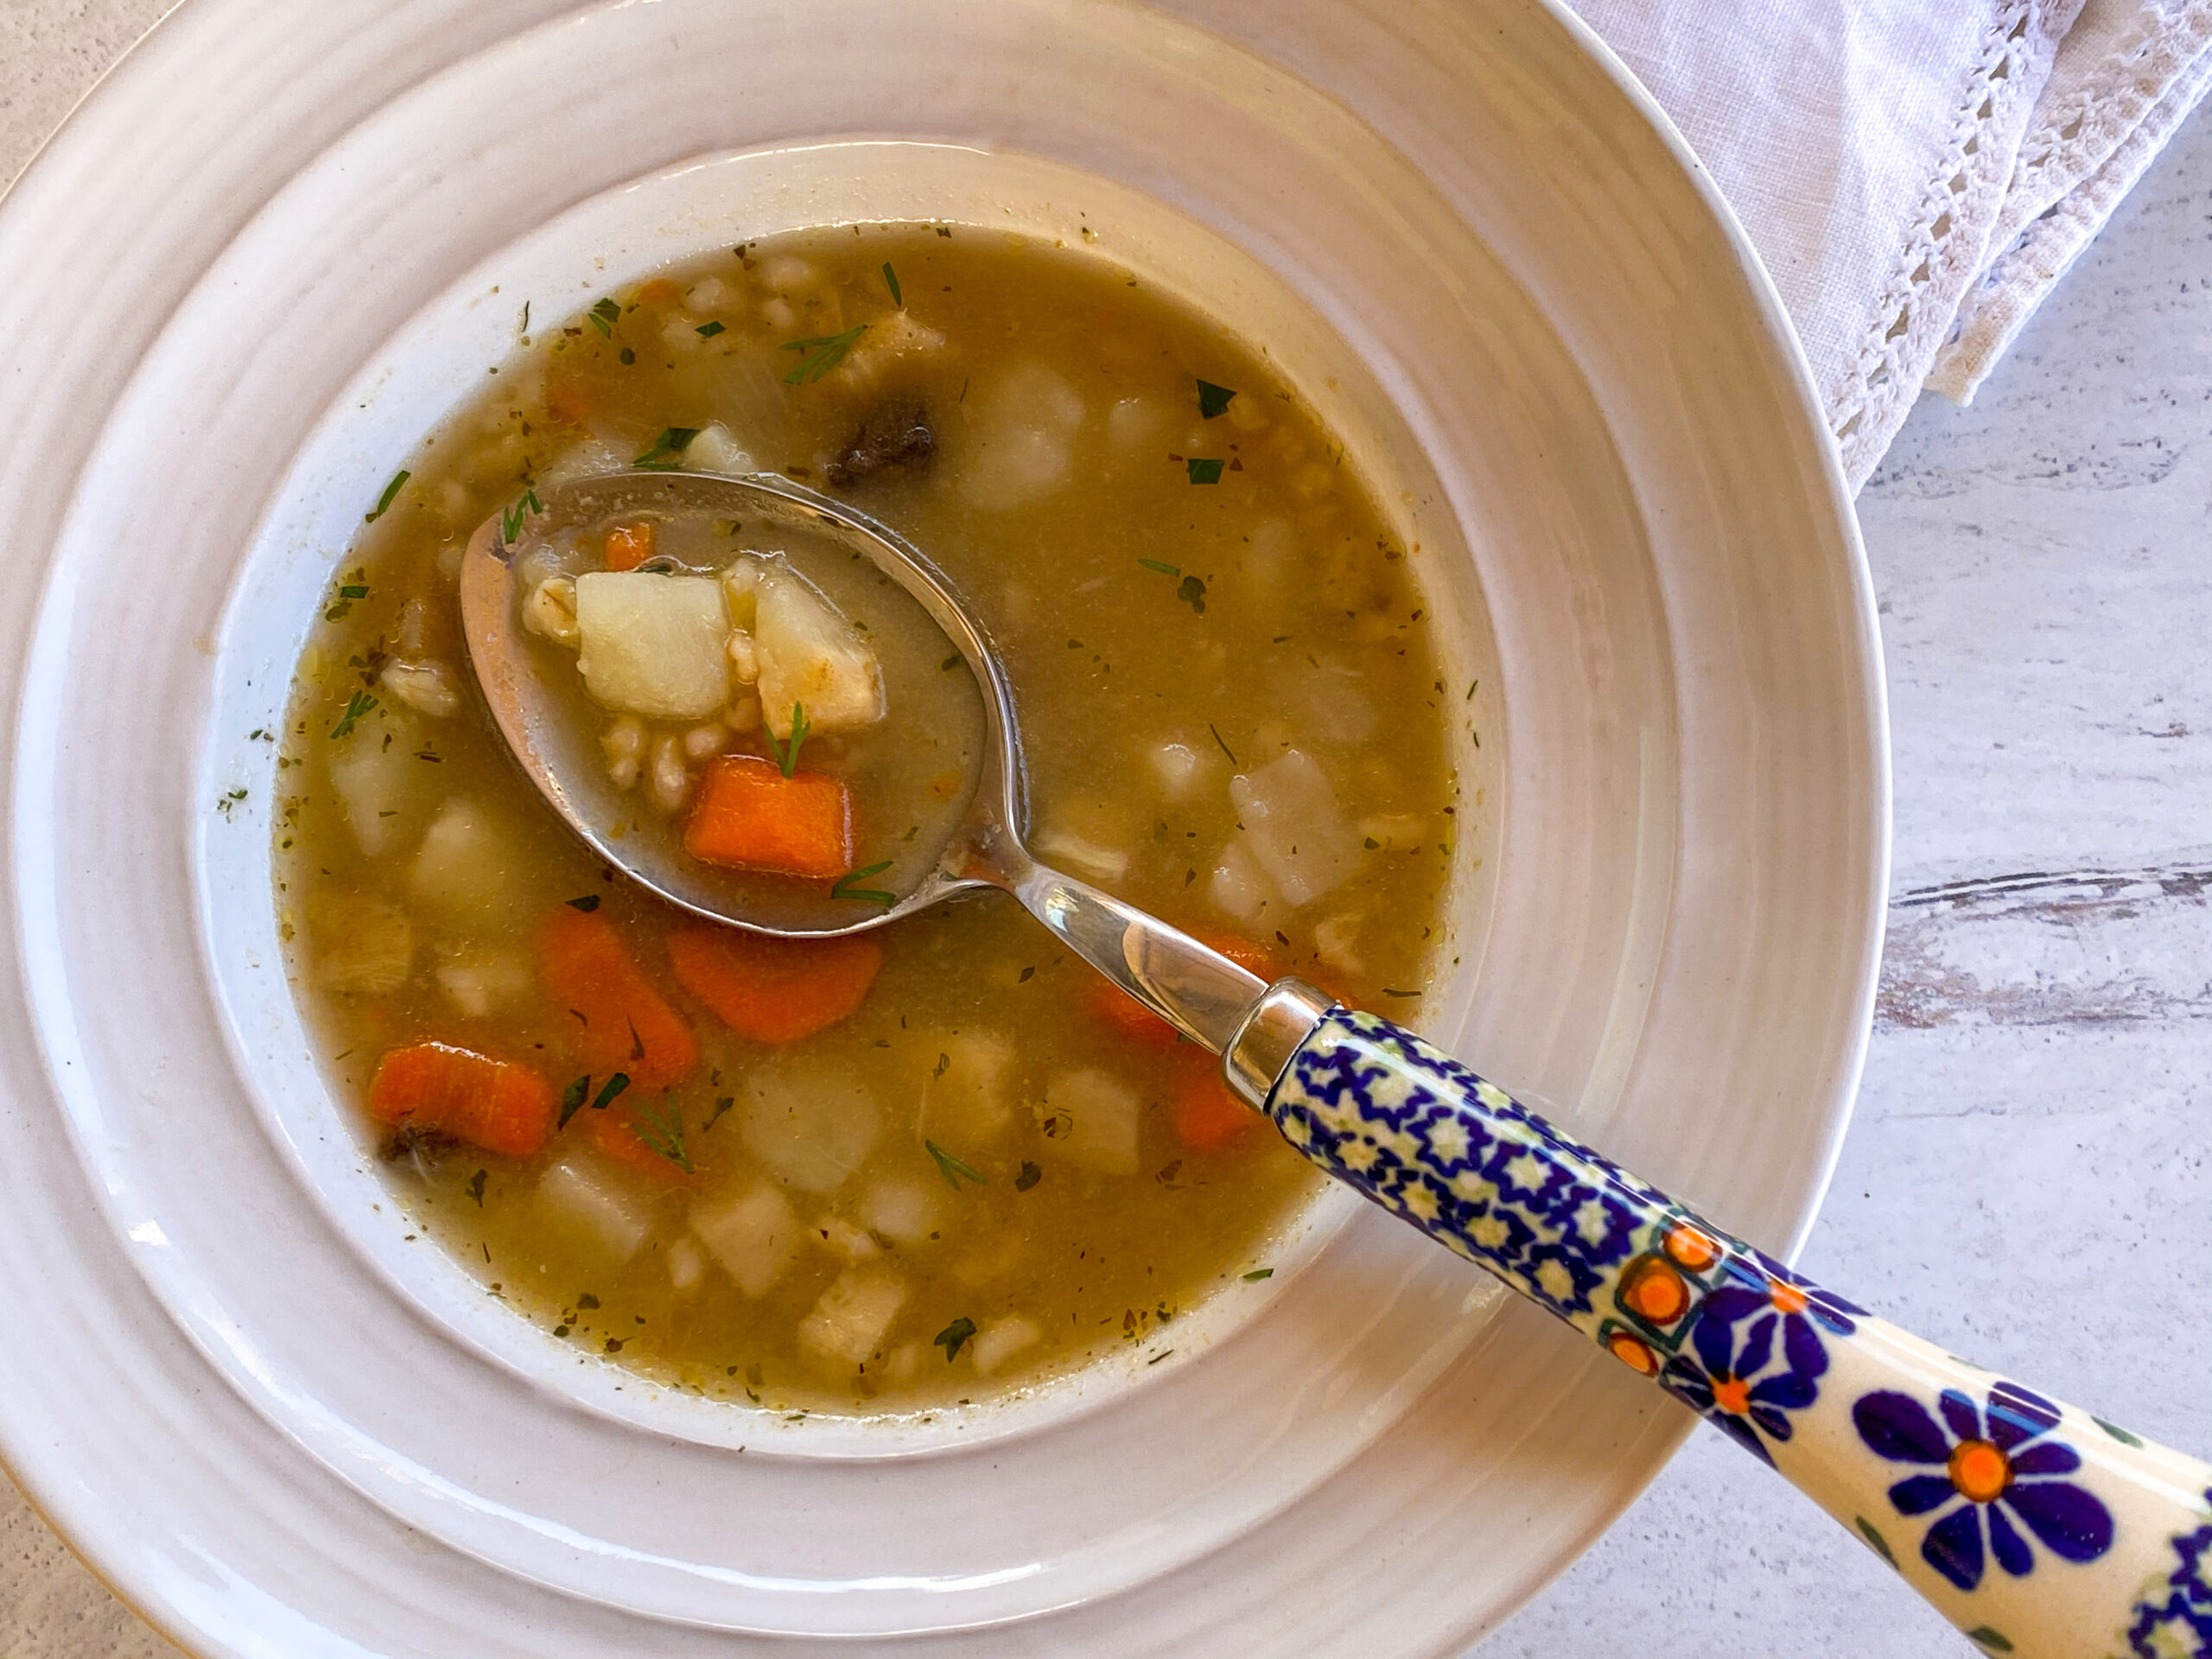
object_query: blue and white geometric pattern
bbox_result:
[1268,1007,1670,1331]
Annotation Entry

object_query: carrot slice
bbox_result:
[668,925,883,1044]
[576,1094,701,1182]
[683,754,854,879]
[1169,1060,1262,1151]
[536,906,700,1089]
[366,1042,556,1158]
[603,519,656,572]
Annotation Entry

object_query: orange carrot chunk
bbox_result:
[535,906,700,1090]
[1169,1061,1262,1151]
[603,518,655,572]
[683,754,854,879]
[668,925,884,1044]
[578,1096,700,1182]
[367,1042,556,1158]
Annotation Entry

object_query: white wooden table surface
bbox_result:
[3,8,2207,1656]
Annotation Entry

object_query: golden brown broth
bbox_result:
[276,226,1462,1413]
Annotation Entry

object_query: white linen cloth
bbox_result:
[1567,0,2212,488]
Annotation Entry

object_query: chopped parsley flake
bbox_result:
[1177,575,1207,614]
[1185,457,1225,485]
[925,1140,985,1191]
[933,1317,976,1361]
[1014,1160,1042,1192]
[365,469,410,523]
[831,861,896,906]
[779,323,867,384]
[588,1072,632,1112]
[556,1076,592,1131]
[632,426,700,469]
[881,262,903,306]
[1196,380,1236,419]
[329,690,378,739]
[466,1168,487,1205]
[705,1096,735,1131]
[565,893,601,912]
[1139,558,1181,576]
[777,702,810,777]
[695,320,726,338]
[1242,1268,1274,1281]
[588,296,622,335]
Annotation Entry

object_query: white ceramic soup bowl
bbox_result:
[0,1,1883,1655]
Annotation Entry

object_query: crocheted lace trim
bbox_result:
[1827,0,2075,487]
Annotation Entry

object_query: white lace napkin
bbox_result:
[1566,0,2212,488]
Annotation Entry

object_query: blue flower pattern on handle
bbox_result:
[1268,1007,2208,1653]
[1853,1382,2116,1590]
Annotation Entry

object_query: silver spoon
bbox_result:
[461,471,2212,1659]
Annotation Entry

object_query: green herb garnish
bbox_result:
[1242,1268,1274,1281]
[925,1140,985,1191]
[1208,722,1237,766]
[216,787,246,819]
[940,653,963,671]
[556,1076,592,1131]
[328,690,378,739]
[695,320,726,338]
[777,702,810,776]
[881,261,903,307]
[565,893,601,912]
[365,469,410,523]
[499,486,543,547]
[632,427,700,469]
[779,323,867,384]
[705,1096,735,1131]
[1014,1160,1042,1192]
[588,296,622,336]
[589,1072,631,1112]
[831,861,896,906]
[933,1317,976,1362]
[1185,457,1225,485]
[466,1168,487,1205]
[1196,380,1236,419]
[631,1098,695,1173]
[1177,575,1207,615]
[1382,988,1421,999]
[1138,558,1180,576]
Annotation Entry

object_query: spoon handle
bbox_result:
[1257,999,2212,1659]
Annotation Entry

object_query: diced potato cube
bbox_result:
[1038,1068,1140,1175]
[971,1316,1041,1376]
[686,421,751,474]
[379,658,461,718]
[327,709,428,857]
[857,1177,942,1248]
[739,1066,882,1194]
[692,1182,800,1298]
[408,798,529,927]
[798,1268,908,1367]
[1227,749,1358,908]
[752,561,884,735]
[919,1029,1016,1142]
[811,1214,881,1264]
[574,572,729,719]
[533,1154,652,1266]
[432,945,531,1017]
[524,575,581,648]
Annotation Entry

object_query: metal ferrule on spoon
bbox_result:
[467,474,2212,1659]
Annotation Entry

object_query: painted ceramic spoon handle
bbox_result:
[1238,994,2212,1659]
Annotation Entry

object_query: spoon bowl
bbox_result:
[460,469,1273,1052]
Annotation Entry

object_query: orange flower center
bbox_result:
[1948,1439,2011,1503]
[1710,1376,1752,1415]
[1663,1224,1720,1271]
[1769,1280,1809,1315]
[1622,1257,1692,1325]
[1606,1332,1660,1376]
